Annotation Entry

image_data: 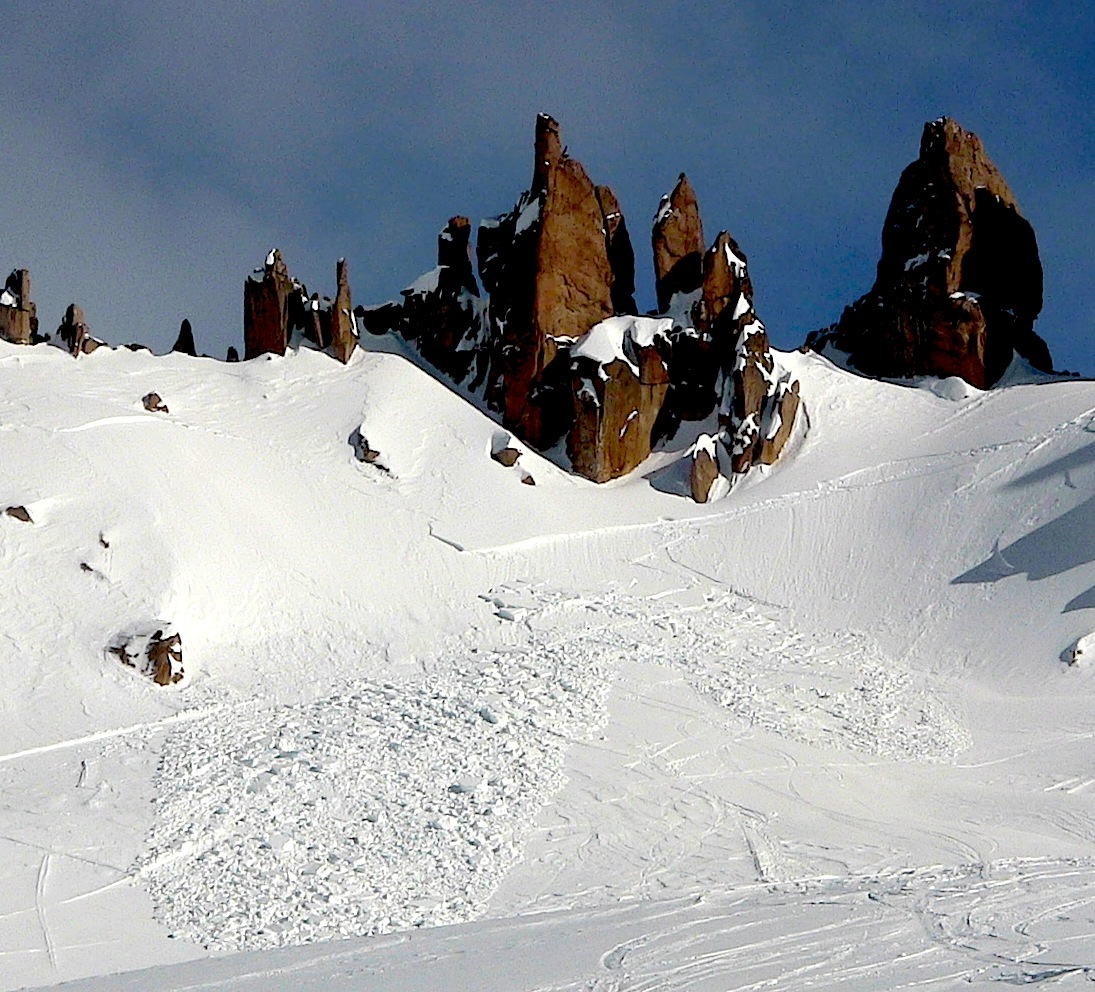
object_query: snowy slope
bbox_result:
[1,334,1093,989]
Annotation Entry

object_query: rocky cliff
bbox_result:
[809,118,1051,388]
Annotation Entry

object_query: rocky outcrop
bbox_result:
[0,270,38,345]
[58,304,100,356]
[142,392,169,413]
[567,316,672,483]
[244,250,294,359]
[652,175,705,313]
[110,627,184,686]
[364,217,488,386]
[331,258,356,364]
[809,118,1050,388]
[690,435,721,503]
[5,505,32,523]
[480,114,623,449]
[173,319,196,356]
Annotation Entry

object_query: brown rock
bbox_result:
[811,118,1050,387]
[690,436,721,503]
[111,627,183,686]
[349,428,381,464]
[757,379,801,466]
[491,447,522,467]
[142,392,169,413]
[0,270,38,345]
[5,505,32,523]
[244,249,293,359]
[173,319,196,356]
[331,258,356,364]
[652,174,705,313]
[567,318,672,483]
[57,304,93,356]
[520,472,536,486]
[484,114,617,449]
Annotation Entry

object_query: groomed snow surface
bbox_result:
[1,334,1094,990]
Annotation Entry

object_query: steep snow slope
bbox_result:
[1,335,1093,989]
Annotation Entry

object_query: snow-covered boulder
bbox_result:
[809,117,1051,388]
[109,626,184,686]
[567,316,672,483]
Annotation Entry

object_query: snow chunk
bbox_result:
[732,292,751,320]
[514,196,542,235]
[724,241,746,276]
[0,289,17,308]
[571,316,674,376]
[1064,632,1095,667]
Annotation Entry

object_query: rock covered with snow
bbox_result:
[689,433,721,503]
[568,316,673,482]
[0,269,38,345]
[364,217,488,386]
[652,174,705,314]
[109,626,184,686]
[809,117,1051,388]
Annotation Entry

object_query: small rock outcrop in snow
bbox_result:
[4,505,33,523]
[809,118,1051,388]
[330,258,356,364]
[109,627,184,686]
[172,319,196,357]
[690,434,721,503]
[0,269,38,345]
[57,303,101,356]
[142,392,169,413]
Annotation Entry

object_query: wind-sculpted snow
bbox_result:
[141,631,614,950]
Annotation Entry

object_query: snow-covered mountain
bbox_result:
[1,328,1093,989]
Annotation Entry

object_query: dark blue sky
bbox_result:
[2,1,1091,374]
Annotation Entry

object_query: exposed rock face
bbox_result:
[810,118,1050,388]
[652,175,705,313]
[690,435,721,503]
[244,249,294,359]
[0,270,37,345]
[173,319,196,356]
[110,627,184,686]
[374,217,489,386]
[57,304,98,356]
[596,185,638,315]
[480,114,621,449]
[5,505,32,523]
[567,316,672,483]
[142,392,169,413]
[331,258,356,364]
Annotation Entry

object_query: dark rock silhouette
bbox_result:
[58,304,99,356]
[331,258,356,364]
[809,118,1051,388]
[173,319,196,356]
